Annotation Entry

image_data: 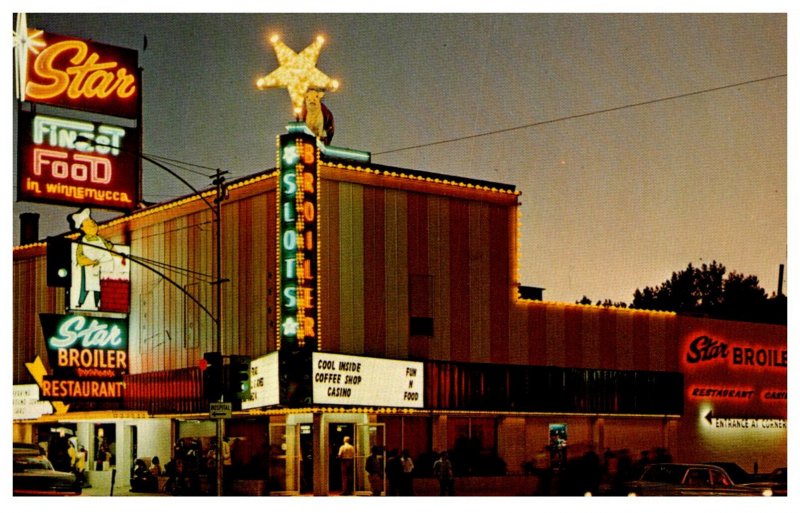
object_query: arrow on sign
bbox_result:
[704,410,785,425]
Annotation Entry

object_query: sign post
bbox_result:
[210,402,232,419]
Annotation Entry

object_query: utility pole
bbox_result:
[73,135,232,495]
[212,168,228,496]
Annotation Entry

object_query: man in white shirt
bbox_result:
[337,436,355,495]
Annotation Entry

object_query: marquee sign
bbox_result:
[17,111,140,211]
[241,352,280,409]
[312,352,424,408]
[39,313,128,401]
[19,28,139,119]
[277,128,319,351]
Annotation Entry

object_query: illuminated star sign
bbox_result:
[281,316,299,337]
[256,35,339,115]
[13,13,46,100]
[282,144,299,165]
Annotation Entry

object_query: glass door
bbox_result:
[268,423,301,494]
[355,423,386,495]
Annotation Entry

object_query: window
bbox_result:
[685,469,710,486]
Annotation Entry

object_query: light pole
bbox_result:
[75,135,228,495]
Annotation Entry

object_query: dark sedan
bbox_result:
[13,446,82,496]
[625,463,772,496]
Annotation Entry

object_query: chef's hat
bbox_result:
[69,208,92,231]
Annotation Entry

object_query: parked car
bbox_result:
[13,444,82,496]
[703,461,765,484]
[740,467,787,497]
[625,463,772,496]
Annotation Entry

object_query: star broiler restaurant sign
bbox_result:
[38,313,128,400]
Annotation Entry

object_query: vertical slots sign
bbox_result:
[277,131,319,351]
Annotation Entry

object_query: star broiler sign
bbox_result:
[36,313,129,401]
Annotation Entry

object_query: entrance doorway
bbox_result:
[328,423,354,493]
[299,424,313,493]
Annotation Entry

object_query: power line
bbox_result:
[373,73,787,156]
[144,153,218,177]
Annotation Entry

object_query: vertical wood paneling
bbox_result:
[363,187,386,357]
[235,199,251,357]
[508,303,528,365]
[489,205,510,364]
[252,191,273,355]
[469,203,490,362]
[384,189,408,358]
[407,192,429,360]
[545,304,566,366]
[527,303,547,366]
[321,181,340,353]
[615,312,635,370]
[663,315,678,371]
[449,200,470,361]
[599,309,618,369]
[648,314,667,370]
[581,310,601,368]
[222,199,239,358]
[632,313,650,369]
[563,306,583,366]
[199,210,213,353]
[427,196,450,361]
[338,182,364,354]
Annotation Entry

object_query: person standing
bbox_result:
[337,436,355,495]
[400,449,414,496]
[75,445,88,488]
[385,449,402,496]
[365,446,384,496]
[433,451,455,496]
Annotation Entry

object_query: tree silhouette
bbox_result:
[578,261,785,325]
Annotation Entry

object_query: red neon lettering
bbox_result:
[33,148,112,184]
[26,40,136,102]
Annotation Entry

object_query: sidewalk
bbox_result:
[80,484,168,497]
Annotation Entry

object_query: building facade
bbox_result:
[12,129,786,495]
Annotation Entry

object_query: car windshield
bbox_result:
[639,465,685,484]
[14,454,55,472]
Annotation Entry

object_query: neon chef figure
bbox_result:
[69,208,114,309]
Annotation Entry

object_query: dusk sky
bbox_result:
[8,8,789,305]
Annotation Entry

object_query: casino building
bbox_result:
[12,20,786,496]
[12,124,787,495]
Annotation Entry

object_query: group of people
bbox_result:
[337,438,456,496]
[161,437,233,495]
[130,456,162,493]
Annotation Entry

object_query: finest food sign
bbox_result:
[39,313,128,401]
[17,111,139,211]
[16,27,140,211]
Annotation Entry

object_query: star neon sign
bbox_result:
[256,34,339,116]
[13,13,46,100]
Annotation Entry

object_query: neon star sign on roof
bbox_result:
[256,35,339,116]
